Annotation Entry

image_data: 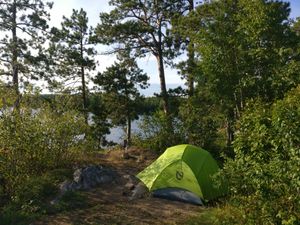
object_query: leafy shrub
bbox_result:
[134,94,224,158]
[0,92,90,201]
[133,111,185,152]
[178,96,224,159]
[218,86,300,224]
[0,175,57,225]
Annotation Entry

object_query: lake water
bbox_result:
[105,118,142,144]
[0,108,144,145]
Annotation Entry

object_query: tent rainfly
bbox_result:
[136,144,226,204]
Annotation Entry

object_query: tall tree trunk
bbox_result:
[12,1,21,111]
[187,0,195,97]
[126,115,131,147]
[226,109,235,147]
[80,40,88,123]
[155,17,169,116]
[156,51,169,116]
[12,1,18,96]
[187,46,195,97]
[226,120,234,147]
[81,64,87,122]
[156,51,173,134]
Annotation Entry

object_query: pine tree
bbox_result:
[173,0,197,97]
[93,51,149,147]
[96,0,187,116]
[49,8,96,121]
[0,0,52,105]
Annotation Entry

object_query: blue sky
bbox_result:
[50,0,184,90]
[49,0,300,89]
[289,0,300,19]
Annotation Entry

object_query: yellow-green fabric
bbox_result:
[137,144,225,200]
[151,160,203,198]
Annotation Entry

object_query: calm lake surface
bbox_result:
[105,118,142,144]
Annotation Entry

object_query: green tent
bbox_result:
[137,144,225,201]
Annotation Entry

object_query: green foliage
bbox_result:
[136,97,160,115]
[0,175,57,225]
[185,206,242,225]
[178,0,300,147]
[134,89,227,157]
[96,0,186,58]
[94,53,148,144]
[48,8,96,118]
[219,86,300,224]
[0,205,37,225]
[0,171,87,225]
[133,111,185,152]
[94,54,148,124]
[190,0,298,104]
[96,0,188,115]
[0,0,52,92]
[0,83,17,109]
[0,89,93,224]
[0,93,89,199]
[178,93,222,157]
[49,8,96,81]
[53,191,88,212]
[292,17,300,36]
[88,93,112,147]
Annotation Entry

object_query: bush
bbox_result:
[0,90,91,204]
[0,173,88,225]
[133,111,185,152]
[218,86,300,224]
[0,175,58,225]
[178,96,224,159]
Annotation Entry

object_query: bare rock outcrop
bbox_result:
[51,165,118,204]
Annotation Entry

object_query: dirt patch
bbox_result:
[35,185,202,225]
[33,147,203,225]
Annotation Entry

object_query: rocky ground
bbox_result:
[33,147,204,225]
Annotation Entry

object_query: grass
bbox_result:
[0,167,89,225]
[186,208,218,225]
[53,191,89,212]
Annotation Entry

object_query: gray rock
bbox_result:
[123,174,140,192]
[129,182,148,200]
[125,182,135,190]
[68,165,117,191]
[59,180,75,192]
[52,165,118,204]
[123,174,139,185]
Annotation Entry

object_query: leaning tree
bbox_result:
[96,0,188,116]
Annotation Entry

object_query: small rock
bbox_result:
[123,174,139,185]
[125,182,135,190]
[52,165,118,204]
[129,182,148,200]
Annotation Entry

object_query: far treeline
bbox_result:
[0,0,300,224]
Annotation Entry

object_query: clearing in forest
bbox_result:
[33,148,207,225]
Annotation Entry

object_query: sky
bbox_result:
[289,0,300,19]
[49,0,300,91]
[49,0,184,89]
